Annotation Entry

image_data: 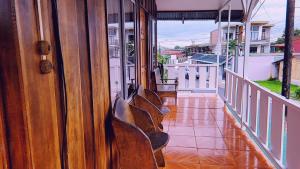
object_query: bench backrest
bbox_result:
[154,68,162,84]
[137,85,146,97]
[113,97,135,126]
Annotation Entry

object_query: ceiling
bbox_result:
[155,0,259,21]
[155,0,244,12]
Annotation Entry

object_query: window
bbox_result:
[106,0,123,102]
[224,33,233,41]
[124,0,136,98]
[250,46,258,53]
[261,28,268,40]
[152,19,157,69]
[251,25,259,41]
[261,46,265,53]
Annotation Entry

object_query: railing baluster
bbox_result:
[269,96,284,161]
[189,66,196,90]
[232,76,237,110]
[224,69,300,168]
[178,65,185,90]
[259,91,269,145]
[199,66,206,89]
[249,85,258,133]
[209,66,217,89]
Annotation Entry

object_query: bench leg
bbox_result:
[154,150,165,167]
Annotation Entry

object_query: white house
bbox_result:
[210,21,273,55]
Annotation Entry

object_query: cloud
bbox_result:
[158,0,300,48]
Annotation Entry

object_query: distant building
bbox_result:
[189,53,232,79]
[273,54,300,85]
[210,21,273,55]
[185,44,212,56]
[161,49,187,63]
[271,36,300,53]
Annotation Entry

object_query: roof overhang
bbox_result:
[155,0,259,22]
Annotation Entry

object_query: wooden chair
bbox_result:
[151,67,178,102]
[137,85,170,115]
[112,97,169,168]
[132,93,166,130]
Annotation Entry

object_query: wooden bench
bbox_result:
[132,91,167,130]
[151,67,178,103]
[112,97,169,168]
[137,85,170,115]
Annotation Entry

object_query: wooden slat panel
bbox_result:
[1,0,63,168]
[0,85,9,169]
[270,97,283,160]
[86,0,111,168]
[57,0,87,168]
[258,91,269,145]
[0,1,32,168]
[76,0,95,168]
[140,9,148,88]
[236,77,243,115]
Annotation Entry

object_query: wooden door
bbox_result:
[0,0,111,168]
[140,9,148,88]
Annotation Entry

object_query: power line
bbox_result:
[251,0,266,19]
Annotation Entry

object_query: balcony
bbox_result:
[223,69,300,169]
[151,63,300,168]
[163,64,219,93]
[160,94,273,168]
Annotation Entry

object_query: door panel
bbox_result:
[140,9,148,88]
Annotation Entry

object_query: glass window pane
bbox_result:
[106,0,122,102]
[124,0,136,98]
[152,20,156,68]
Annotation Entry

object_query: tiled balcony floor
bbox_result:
[160,94,274,169]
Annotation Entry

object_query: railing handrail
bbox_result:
[225,68,300,169]
[164,63,218,67]
[225,69,300,109]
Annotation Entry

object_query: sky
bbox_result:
[157,0,300,48]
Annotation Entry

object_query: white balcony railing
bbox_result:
[164,64,218,93]
[225,69,300,169]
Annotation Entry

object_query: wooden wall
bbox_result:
[0,0,111,169]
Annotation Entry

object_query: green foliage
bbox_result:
[275,37,285,44]
[157,53,169,64]
[295,29,300,36]
[255,80,300,100]
[295,88,300,99]
[174,45,181,50]
[275,28,300,44]
[267,76,277,81]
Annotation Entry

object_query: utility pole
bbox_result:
[281,0,295,99]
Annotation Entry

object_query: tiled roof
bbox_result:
[190,53,228,65]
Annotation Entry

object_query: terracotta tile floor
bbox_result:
[160,95,274,169]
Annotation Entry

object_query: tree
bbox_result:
[157,53,169,64]
[174,45,181,50]
[275,28,300,44]
[227,40,237,55]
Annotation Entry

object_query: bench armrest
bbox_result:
[144,89,163,107]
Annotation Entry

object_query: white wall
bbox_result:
[237,54,283,81]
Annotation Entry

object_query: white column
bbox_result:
[215,10,222,94]
[225,3,232,69]
[243,19,251,78]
